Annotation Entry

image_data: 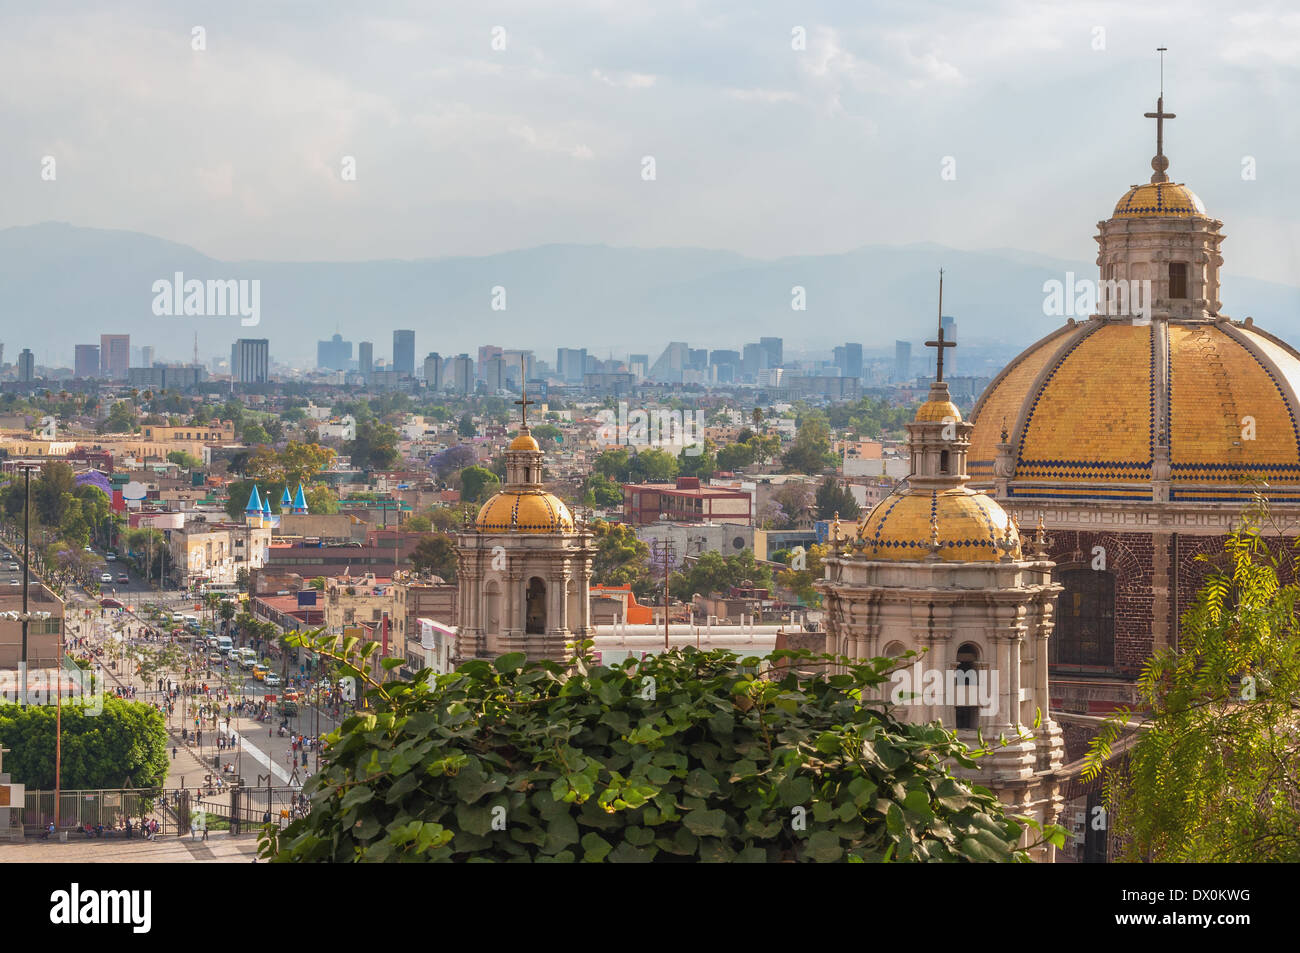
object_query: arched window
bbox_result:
[1051,568,1115,669]
[525,577,547,635]
[954,642,980,730]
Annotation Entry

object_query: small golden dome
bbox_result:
[857,487,1017,562]
[915,399,961,423]
[508,431,540,452]
[475,490,574,534]
[1112,181,1206,219]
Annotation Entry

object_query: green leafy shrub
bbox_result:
[265,641,1055,862]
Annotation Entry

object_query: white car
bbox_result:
[100,573,113,583]
[264,673,282,687]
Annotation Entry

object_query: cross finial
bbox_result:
[513,356,534,430]
[1144,48,1175,184]
[925,268,956,383]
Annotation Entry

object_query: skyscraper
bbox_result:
[74,344,100,379]
[358,341,374,378]
[393,330,415,378]
[451,354,474,394]
[100,334,130,379]
[17,348,35,383]
[424,352,444,390]
[140,345,155,369]
[317,333,352,371]
[759,337,783,368]
[556,347,587,384]
[837,342,863,380]
[231,338,270,384]
[895,341,912,382]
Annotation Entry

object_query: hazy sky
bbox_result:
[2,0,1299,282]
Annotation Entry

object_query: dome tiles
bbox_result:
[969,319,1300,502]
[856,487,1019,562]
[475,490,574,534]
[1111,182,1207,218]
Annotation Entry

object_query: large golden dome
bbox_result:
[475,489,574,534]
[969,319,1300,502]
[857,487,1019,562]
[508,432,540,452]
[1112,181,1206,218]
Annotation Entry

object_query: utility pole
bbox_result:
[18,463,39,707]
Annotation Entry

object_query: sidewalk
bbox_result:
[0,830,261,863]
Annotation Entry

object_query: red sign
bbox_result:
[265,694,276,702]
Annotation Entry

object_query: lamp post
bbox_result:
[16,463,40,707]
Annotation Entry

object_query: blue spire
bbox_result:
[245,484,262,513]
[281,486,293,507]
[292,483,308,514]
[262,495,272,515]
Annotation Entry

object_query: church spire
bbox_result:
[1144,48,1175,184]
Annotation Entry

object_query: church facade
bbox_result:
[962,99,1300,726]
[456,406,595,662]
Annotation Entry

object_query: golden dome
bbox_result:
[857,487,1018,562]
[1112,182,1206,219]
[968,319,1300,502]
[508,432,540,452]
[475,490,574,534]
[915,399,961,423]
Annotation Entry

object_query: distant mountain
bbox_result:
[3,222,1298,369]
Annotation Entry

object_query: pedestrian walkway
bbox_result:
[0,831,261,863]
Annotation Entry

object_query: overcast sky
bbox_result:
[2,0,1298,283]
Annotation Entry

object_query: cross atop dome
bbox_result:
[513,356,534,430]
[1144,47,1176,184]
[925,268,955,383]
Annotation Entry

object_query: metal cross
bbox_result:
[513,356,534,428]
[925,269,955,382]
[1144,49,1175,183]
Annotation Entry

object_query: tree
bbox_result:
[782,412,834,474]
[593,448,632,482]
[34,461,76,526]
[241,422,271,446]
[1085,507,1300,861]
[409,534,458,580]
[582,473,624,508]
[458,413,477,438]
[678,442,717,481]
[0,696,168,789]
[405,515,432,533]
[815,477,861,521]
[429,444,477,481]
[345,420,401,471]
[776,543,828,606]
[167,450,202,469]
[670,549,772,600]
[263,638,1057,862]
[460,466,500,504]
[589,520,653,598]
[99,400,137,434]
[305,484,339,515]
[219,599,237,632]
[629,448,679,483]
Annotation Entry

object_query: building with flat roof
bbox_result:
[622,476,753,526]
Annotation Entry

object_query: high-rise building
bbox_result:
[317,333,352,371]
[836,342,863,380]
[129,365,207,390]
[424,352,444,390]
[483,356,507,391]
[759,337,783,368]
[649,342,691,382]
[940,316,956,376]
[100,334,130,379]
[358,341,374,378]
[17,348,35,383]
[141,345,155,369]
[556,347,587,384]
[477,345,503,380]
[450,354,474,394]
[741,342,768,379]
[74,344,100,379]
[503,349,535,386]
[231,338,270,384]
[894,341,912,382]
[393,330,415,378]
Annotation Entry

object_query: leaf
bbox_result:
[682,808,728,838]
[804,830,843,862]
[493,653,527,672]
[581,832,613,862]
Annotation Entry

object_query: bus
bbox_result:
[199,582,240,596]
